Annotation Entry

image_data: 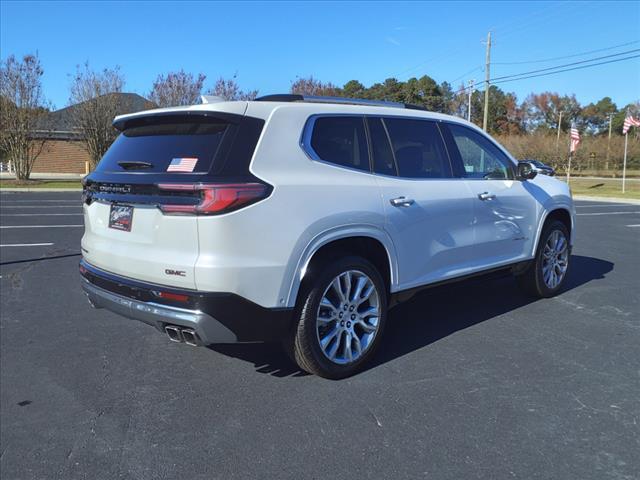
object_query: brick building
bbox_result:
[31,93,155,175]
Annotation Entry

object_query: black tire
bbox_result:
[516,220,571,298]
[286,256,388,379]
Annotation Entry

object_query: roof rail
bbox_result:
[254,94,427,111]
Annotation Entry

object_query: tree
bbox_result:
[402,75,443,111]
[0,53,50,180]
[207,75,258,100]
[290,76,341,96]
[149,70,206,107]
[342,80,366,98]
[69,62,126,169]
[521,92,581,133]
[581,96,617,135]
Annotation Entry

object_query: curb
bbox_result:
[0,188,83,192]
[573,195,640,205]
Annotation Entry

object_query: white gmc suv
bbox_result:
[80,94,575,378]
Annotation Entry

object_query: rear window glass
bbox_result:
[96,120,228,174]
[384,118,451,179]
[309,116,370,172]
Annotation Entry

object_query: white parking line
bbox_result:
[0,225,83,229]
[575,204,634,208]
[576,211,640,216]
[626,224,640,227]
[0,243,54,247]
[0,200,79,203]
[0,206,81,209]
[0,213,83,216]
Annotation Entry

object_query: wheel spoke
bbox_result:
[357,284,375,305]
[350,276,367,303]
[352,334,362,356]
[331,277,347,303]
[320,327,339,349]
[327,330,342,359]
[344,332,353,362]
[359,306,379,318]
[357,319,377,333]
[320,297,338,313]
[342,272,352,303]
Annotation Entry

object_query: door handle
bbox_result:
[390,196,415,207]
[477,192,496,201]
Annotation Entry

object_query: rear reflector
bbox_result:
[154,291,190,303]
[157,183,269,215]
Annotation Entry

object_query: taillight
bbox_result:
[156,183,270,215]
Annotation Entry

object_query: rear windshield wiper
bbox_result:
[118,161,154,170]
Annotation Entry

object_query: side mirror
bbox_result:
[517,161,537,181]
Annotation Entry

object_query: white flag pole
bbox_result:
[566,127,572,184]
[622,131,628,194]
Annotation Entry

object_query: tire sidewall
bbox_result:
[533,220,570,297]
[298,256,388,378]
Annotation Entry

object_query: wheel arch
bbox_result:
[284,227,398,308]
[532,207,574,256]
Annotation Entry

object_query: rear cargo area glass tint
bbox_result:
[97,120,228,174]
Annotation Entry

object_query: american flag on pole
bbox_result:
[570,124,580,153]
[167,157,198,172]
[623,113,640,135]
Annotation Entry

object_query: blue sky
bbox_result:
[1,0,639,110]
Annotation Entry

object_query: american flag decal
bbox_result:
[167,157,198,172]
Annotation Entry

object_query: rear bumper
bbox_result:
[80,259,293,345]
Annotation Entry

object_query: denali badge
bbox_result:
[165,269,186,277]
[99,184,131,194]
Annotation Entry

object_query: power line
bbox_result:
[455,54,640,92]
[493,40,640,65]
[492,55,640,85]
[490,48,640,82]
[449,66,483,85]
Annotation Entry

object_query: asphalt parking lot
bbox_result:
[1,191,639,480]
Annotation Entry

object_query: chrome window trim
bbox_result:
[300,114,373,174]
[299,112,519,181]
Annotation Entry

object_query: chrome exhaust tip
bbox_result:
[165,325,183,343]
[181,328,200,347]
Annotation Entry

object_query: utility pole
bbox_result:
[482,31,491,132]
[606,113,613,170]
[467,79,474,121]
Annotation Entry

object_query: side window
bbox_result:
[367,117,396,176]
[383,118,452,179]
[309,116,370,172]
[447,124,514,180]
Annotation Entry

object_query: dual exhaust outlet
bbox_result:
[164,325,201,346]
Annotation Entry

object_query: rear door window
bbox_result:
[308,116,370,172]
[383,118,452,179]
[367,117,397,176]
[97,118,229,174]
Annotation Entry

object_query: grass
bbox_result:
[561,177,640,200]
[0,179,82,189]
[1,177,638,200]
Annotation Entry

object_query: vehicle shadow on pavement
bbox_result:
[368,254,613,371]
[210,255,613,378]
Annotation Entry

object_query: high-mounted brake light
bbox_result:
[156,183,270,215]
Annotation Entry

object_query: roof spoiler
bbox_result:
[255,94,427,111]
